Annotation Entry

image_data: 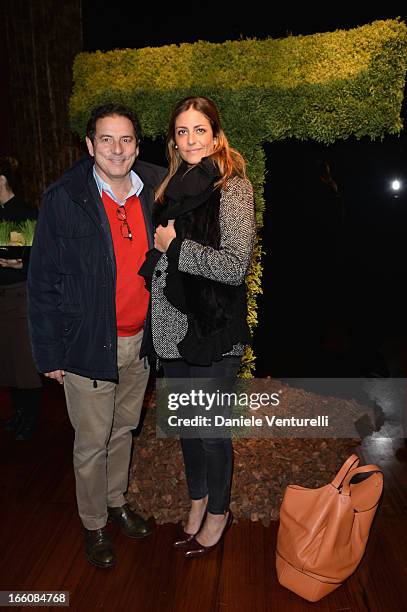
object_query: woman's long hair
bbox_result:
[155,96,246,202]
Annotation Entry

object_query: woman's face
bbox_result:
[174,108,216,165]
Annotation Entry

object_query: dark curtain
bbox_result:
[0,0,83,207]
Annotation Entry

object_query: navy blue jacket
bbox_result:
[27,156,165,380]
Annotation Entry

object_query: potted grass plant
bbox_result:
[0,219,36,259]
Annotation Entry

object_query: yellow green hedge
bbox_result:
[69,19,407,375]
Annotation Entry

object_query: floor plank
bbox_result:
[1,382,406,611]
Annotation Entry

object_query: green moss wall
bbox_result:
[70,19,407,375]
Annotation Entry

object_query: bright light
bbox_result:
[391,179,401,191]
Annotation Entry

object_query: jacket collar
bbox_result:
[61,155,154,250]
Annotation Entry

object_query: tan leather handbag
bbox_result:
[276,454,383,602]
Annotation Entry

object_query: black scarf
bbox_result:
[139,158,249,365]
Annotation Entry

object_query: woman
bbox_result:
[0,156,42,440]
[140,96,255,558]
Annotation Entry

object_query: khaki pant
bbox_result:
[64,331,149,530]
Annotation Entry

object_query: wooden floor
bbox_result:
[1,381,406,612]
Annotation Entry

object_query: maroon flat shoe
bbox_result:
[184,510,234,559]
[174,511,207,549]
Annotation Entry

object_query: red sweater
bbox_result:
[102,191,149,337]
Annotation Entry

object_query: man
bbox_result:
[28,103,165,568]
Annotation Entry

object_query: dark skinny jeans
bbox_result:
[162,356,241,514]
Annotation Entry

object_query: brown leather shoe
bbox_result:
[184,510,233,559]
[107,504,151,539]
[84,527,115,568]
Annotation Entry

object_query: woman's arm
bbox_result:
[168,177,256,285]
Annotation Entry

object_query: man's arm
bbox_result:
[27,189,65,374]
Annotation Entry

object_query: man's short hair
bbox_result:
[86,103,142,143]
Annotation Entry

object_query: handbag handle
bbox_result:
[341,464,383,495]
[331,454,360,489]
[342,464,383,512]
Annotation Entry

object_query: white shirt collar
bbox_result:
[93,166,143,205]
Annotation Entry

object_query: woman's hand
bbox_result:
[0,258,23,269]
[154,219,176,253]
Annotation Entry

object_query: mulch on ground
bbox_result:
[128,380,368,526]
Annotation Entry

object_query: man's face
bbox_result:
[86,114,139,183]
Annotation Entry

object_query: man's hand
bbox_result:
[0,258,23,269]
[154,219,176,253]
[44,370,65,384]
